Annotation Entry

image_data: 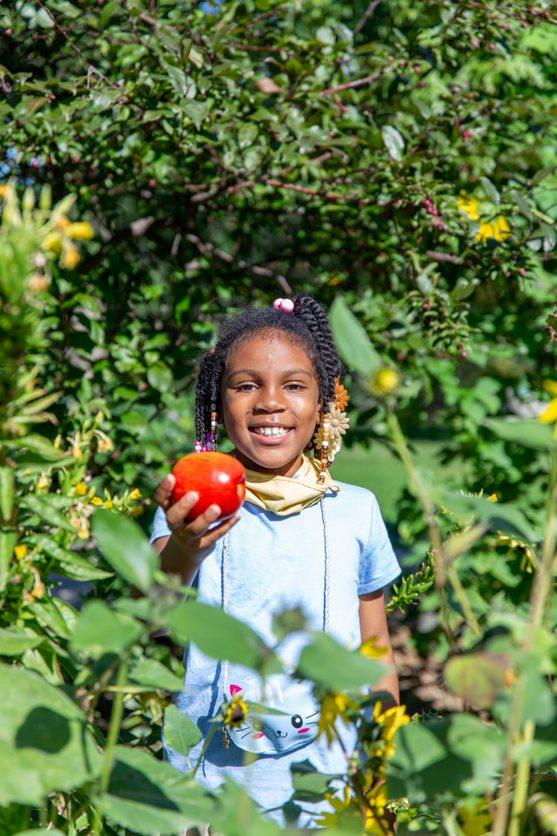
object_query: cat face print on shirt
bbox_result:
[224,680,320,755]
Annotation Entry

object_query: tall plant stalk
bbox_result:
[492,449,557,836]
[387,411,482,640]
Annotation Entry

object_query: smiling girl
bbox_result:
[150,295,401,828]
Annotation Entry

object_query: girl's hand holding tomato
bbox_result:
[154,452,245,568]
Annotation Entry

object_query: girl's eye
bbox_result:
[285,383,305,391]
[235,383,257,392]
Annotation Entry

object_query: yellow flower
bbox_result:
[364,780,390,833]
[476,216,510,243]
[57,214,70,229]
[75,482,88,496]
[14,544,28,560]
[222,694,249,727]
[62,243,80,269]
[78,525,90,540]
[91,496,103,506]
[44,231,63,254]
[318,692,358,745]
[0,184,13,199]
[457,194,480,221]
[129,488,142,500]
[370,368,400,397]
[372,702,411,757]
[104,499,113,510]
[66,221,94,240]
[487,493,498,502]
[539,381,557,431]
[359,636,388,660]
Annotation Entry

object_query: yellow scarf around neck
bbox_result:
[243,454,340,516]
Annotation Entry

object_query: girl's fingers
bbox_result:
[187,503,223,537]
[166,490,200,527]
[198,513,240,550]
[154,474,176,508]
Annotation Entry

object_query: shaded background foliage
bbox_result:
[1,0,555,495]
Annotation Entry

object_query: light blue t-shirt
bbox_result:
[150,481,400,828]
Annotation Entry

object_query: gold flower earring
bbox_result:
[314,378,350,481]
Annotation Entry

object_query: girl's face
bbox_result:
[221,331,321,477]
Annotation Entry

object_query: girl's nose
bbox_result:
[253,388,286,412]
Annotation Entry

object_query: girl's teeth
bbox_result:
[254,427,289,436]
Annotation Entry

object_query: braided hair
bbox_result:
[194,295,343,443]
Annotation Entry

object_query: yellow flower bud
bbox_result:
[44,231,63,254]
[370,368,401,397]
[97,435,114,453]
[14,544,28,560]
[0,184,13,199]
[91,496,103,506]
[66,221,94,240]
[37,472,50,491]
[62,243,80,270]
[76,482,88,496]
[129,488,142,500]
[487,493,498,502]
[57,214,70,229]
[78,526,90,540]
[104,499,113,510]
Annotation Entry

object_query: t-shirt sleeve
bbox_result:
[358,494,401,595]
[149,505,172,544]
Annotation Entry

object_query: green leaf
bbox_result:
[0,627,43,656]
[382,125,405,161]
[484,417,556,450]
[291,759,332,801]
[163,704,202,756]
[388,716,504,802]
[21,494,76,533]
[445,653,509,709]
[146,361,173,392]
[166,600,274,670]
[72,600,143,656]
[329,296,381,378]
[0,466,14,522]
[480,176,500,204]
[438,490,538,542]
[0,531,15,592]
[130,658,184,692]
[36,537,113,581]
[297,633,386,692]
[98,745,215,835]
[10,435,69,461]
[92,509,158,592]
[0,663,100,804]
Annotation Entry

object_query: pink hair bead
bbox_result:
[273,298,294,313]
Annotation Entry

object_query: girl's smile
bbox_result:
[221,332,321,477]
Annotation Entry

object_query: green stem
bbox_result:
[387,411,481,642]
[509,719,535,836]
[99,657,128,793]
[492,449,557,836]
[192,720,219,778]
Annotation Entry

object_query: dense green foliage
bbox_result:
[0,0,556,833]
